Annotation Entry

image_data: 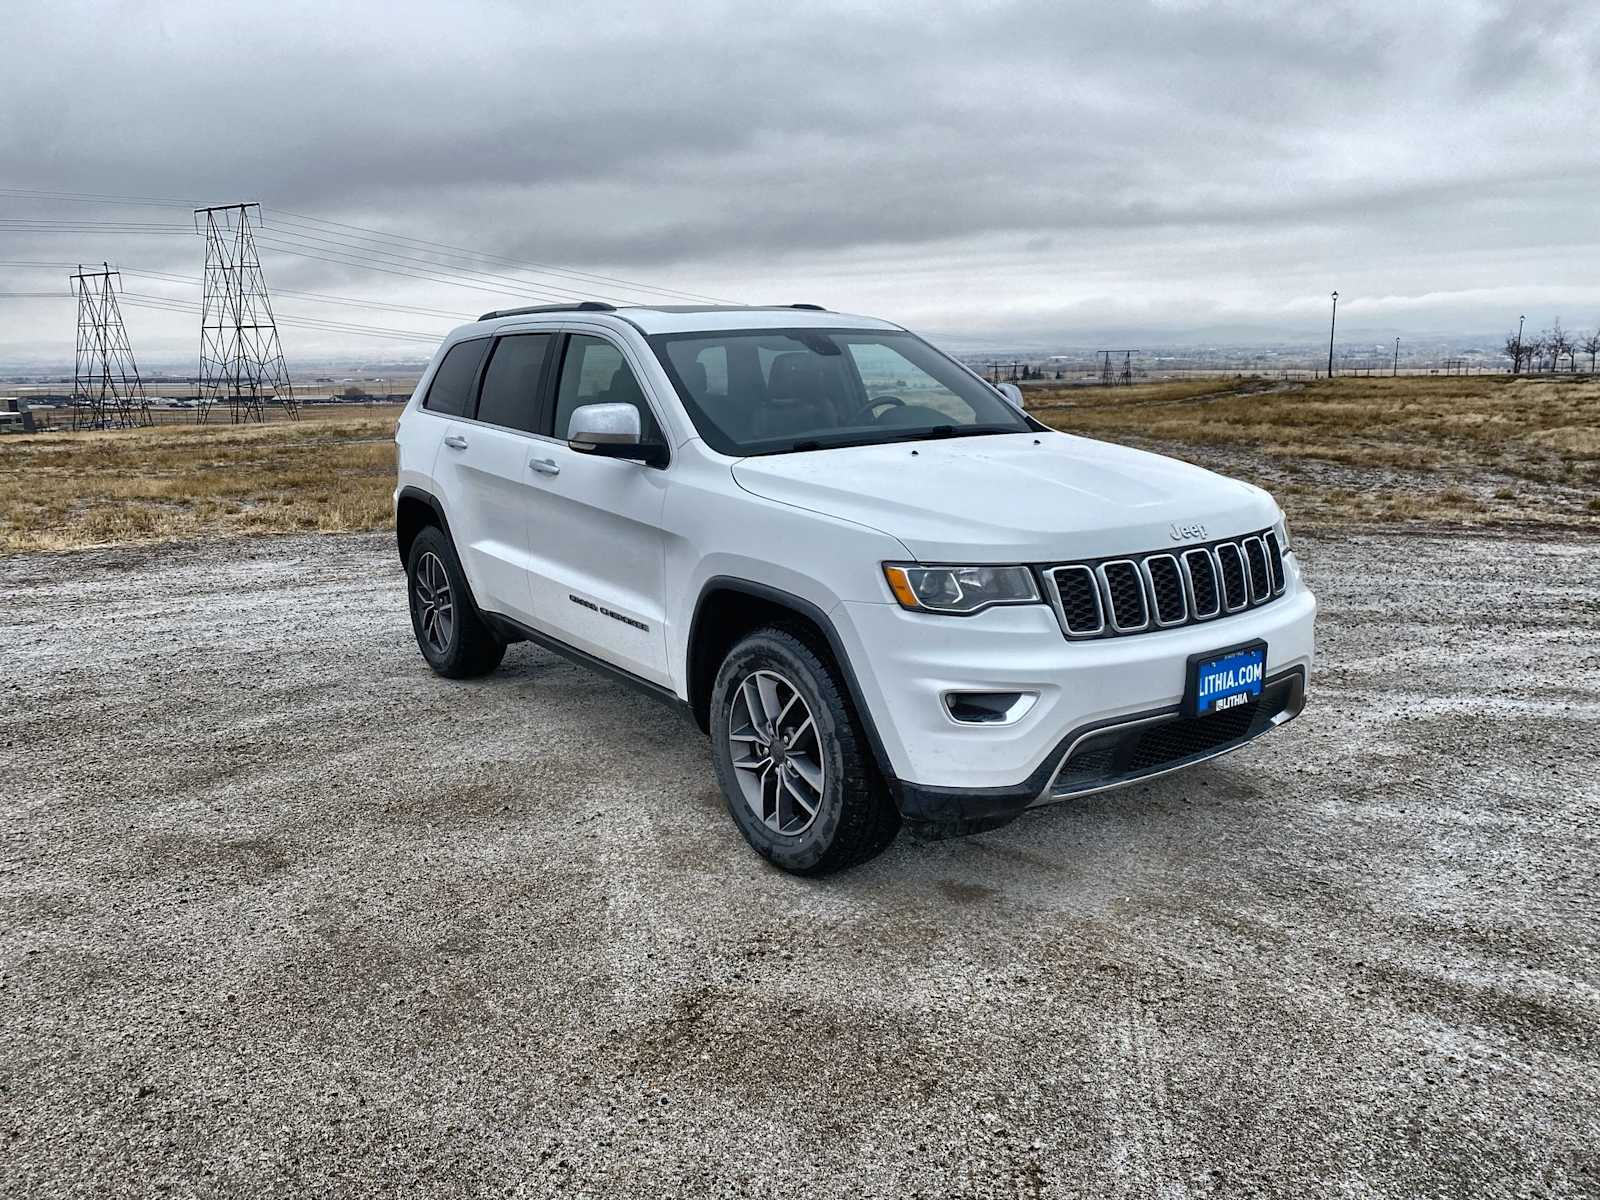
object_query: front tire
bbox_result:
[406,525,505,679]
[709,627,899,875]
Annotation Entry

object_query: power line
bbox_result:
[119,294,448,344]
[262,207,736,304]
[0,186,196,209]
[3,185,736,304]
[251,225,640,304]
[0,259,476,321]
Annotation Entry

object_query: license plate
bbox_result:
[1185,640,1267,717]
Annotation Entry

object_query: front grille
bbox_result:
[1046,671,1302,799]
[1045,528,1286,640]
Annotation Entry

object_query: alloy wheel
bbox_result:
[413,551,455,655]
[727,669,825,835]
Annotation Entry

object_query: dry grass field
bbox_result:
[1030,373,1600,531]
[0,405,399,555]
[1,377,1596,555]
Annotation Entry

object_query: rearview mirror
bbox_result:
[566,402,667,467]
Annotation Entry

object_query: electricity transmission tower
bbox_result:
[195,202,297,423]
[1096,350,1139,386]
[70,264,151,430]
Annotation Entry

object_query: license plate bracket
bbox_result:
[1185,639,1268,717]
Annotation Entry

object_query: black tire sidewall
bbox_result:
[709,631,854,873]
[407,527,472,673]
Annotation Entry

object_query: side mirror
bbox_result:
[566,402,667,467]
[997,382,1026,410]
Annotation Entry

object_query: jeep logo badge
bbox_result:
[1169,522,1207,542]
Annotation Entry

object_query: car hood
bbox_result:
[730,431,1278,562]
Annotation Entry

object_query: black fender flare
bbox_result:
[395,485,454,567]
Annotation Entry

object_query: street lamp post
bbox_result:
[1515,314,1525,375]
[1393,337,1400,377]
[1327,291,1339,378]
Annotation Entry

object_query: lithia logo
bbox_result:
[1169,521,1207,542]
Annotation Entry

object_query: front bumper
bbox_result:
[831,572,1316,825]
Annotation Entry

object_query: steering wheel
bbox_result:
[848,394,907,424]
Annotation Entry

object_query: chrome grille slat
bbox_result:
[1042,528,1286,640]
[1215,542,1249,612]
[1180,548,1221,619]
[1141,554,1187,627]
[1263,531,1286,594]
[1097,560,1151,633]
[1046,563,1105,638]
[1242,535,1272,603]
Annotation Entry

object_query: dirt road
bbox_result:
[2,531,1596,1197]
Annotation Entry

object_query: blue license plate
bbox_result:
[1186,641,1267,717]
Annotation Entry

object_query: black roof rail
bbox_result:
[477,300,616,321]
[786,303,826,311]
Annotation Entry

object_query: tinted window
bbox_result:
[552,335,661,442]
[650,329,1029,456]
[421,338,489,417]
[476,334,552,432]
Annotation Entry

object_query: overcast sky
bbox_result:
[3,0,1598,368]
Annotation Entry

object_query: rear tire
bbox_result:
[406,525,505,679]
[709,626,899,875]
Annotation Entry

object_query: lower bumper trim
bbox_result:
[892,666,1306,829]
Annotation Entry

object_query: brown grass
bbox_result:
[0,406,398,555]
[1029,375,1600,532]
[4,378,1598,556]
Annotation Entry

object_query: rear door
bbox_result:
[431,331,555,627]
[520,330,673,685]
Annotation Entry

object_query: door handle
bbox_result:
[529,457,561,477]
[443,433,468,450]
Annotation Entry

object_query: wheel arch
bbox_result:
[686,576,898,786]
[396,485,452,568]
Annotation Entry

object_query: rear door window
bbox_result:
[421,338,489,417]
[475,333,553,433]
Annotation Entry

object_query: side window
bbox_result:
[475,333,552,433]
[552,335,661,442]
[421,338,489,417]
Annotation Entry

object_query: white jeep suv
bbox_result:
[394,302,1315,874]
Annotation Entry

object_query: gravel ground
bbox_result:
[2,531,1597,1198]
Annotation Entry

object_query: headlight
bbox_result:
[1272,514,1292,552]
[882,563,1039,615]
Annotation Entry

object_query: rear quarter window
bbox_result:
[421,338,490,417]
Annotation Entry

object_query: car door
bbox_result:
[430,331,556,628]
[520,330,672,686]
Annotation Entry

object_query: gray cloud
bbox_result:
[2,0,1598,365]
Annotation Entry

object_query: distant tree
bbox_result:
[1582,331,1600,373]
[1545,319,1572,374]
[1504,332,1525,373]
[1526,335,1548,373]
[341,384,369,402]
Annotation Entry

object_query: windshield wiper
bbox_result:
[878,423,1021,443]
[758,425,1022,456]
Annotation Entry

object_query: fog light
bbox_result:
[944,691,1037,725]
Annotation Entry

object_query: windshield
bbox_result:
[648,328,1032,456]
